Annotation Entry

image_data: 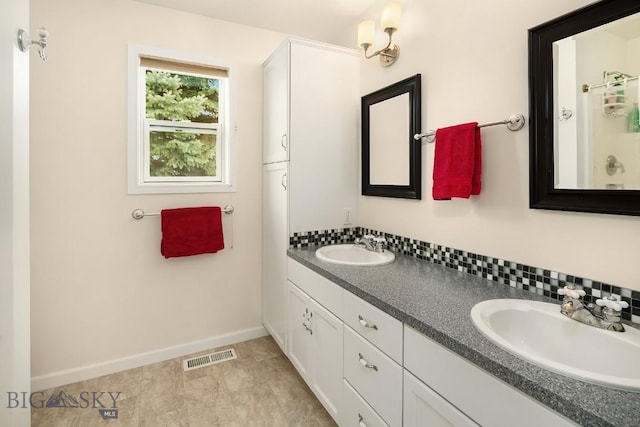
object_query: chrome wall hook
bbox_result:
[17,27,49,61]
[559,107,573,121]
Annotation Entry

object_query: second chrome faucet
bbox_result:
[558,284,629,332]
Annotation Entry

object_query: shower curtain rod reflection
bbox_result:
[414,113,525,143]
[583,75,639,93]
[131,205,234,220]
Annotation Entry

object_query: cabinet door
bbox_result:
[263,44,289,164]
[262,163,288,351]
[287,281,310,379]
[308,297,343,423]
[403,370,478,427]
[404,326,574,427]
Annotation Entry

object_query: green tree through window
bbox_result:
[145,70,219,177]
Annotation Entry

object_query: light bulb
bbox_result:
[358,20,375,47]
[381,2,401,31]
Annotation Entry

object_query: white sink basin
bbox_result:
[315,244,395,266]
[471,299,640,391]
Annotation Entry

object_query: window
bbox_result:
[128,45,235,193]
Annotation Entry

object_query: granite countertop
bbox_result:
[288,246,640,427]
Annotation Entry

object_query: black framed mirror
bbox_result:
[362,74,421,199]
[529,0,640,216]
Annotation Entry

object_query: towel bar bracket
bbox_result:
[132,205,234,220]
[504,113,526,131]
[131,209,146,220]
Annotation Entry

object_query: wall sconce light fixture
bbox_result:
[358,2,401,67]
[17,27,49,61]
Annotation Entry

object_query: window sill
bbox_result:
[127,181,236,195]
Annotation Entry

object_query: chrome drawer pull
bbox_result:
[358,315,378,330]
[358,413,367,427]
[358,353,378,371]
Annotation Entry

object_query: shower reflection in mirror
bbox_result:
[553,13,640,191]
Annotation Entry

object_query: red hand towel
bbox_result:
[432,122,482,200]
[160,207,224,258]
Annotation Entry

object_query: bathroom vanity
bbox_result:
[286,247,640,427]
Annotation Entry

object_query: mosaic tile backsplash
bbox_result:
[290,227,640,325]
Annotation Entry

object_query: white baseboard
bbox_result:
[31,326,268,391]
[262,320,286,354]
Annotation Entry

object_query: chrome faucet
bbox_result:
[354,234,387,252]
[558,285,629,332]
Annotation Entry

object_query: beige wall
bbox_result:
[357,0,640,291]
[30,0,284,385]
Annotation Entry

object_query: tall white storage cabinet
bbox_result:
[262,38,359,357]
[262,161,288,350]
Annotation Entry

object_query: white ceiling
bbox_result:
[136,0,380,46]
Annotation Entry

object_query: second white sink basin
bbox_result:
[315,244,395,266]
[471,299,640,391]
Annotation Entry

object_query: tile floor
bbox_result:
[31,336,336,426]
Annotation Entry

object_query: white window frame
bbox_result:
[127,44,236,194]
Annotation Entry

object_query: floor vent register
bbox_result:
[182,348,237,371]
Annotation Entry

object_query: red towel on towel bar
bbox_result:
[160,207,224,258]
[432,122,481,200]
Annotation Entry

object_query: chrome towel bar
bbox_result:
[131,205,234,220]
[414,113,525,143]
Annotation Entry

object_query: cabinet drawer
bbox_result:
[344,326,402,426]
[342,380,388,427]
[343,290,403,363]
[404,326,576,427]
[404,369,478,427]
[288,259,343,319]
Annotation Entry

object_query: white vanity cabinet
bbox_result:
[287,260,345,423]
[342,291,403,427]
[403,326,576,427]
[286,258,581,426]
